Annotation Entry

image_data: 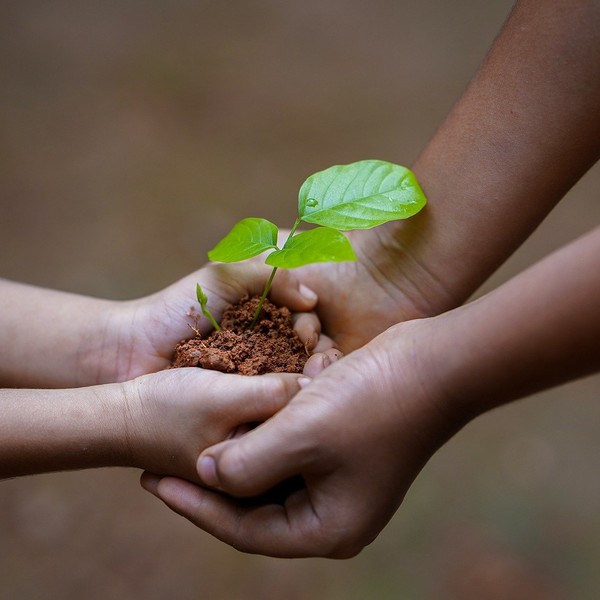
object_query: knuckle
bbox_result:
[218,447,253,493]
[263,374,297,404]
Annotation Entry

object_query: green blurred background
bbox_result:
[1,1,599,598]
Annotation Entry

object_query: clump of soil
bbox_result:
[171,295,309,375]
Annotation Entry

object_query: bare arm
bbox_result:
[0,369,305,481]
[0,279,120,388]
[427,225,600,418]
[0,264,319,388]
[298,0,600,350]
[404,0,600,302]
[0,383,130,478]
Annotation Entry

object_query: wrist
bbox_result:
[0,280,123,387]
[75,299,140,385]
[0,384,131,479]
[354,213,470,324]
[368,319,475,446]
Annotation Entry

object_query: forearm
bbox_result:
[380,0,600,309]
[0,279,124,387]
[423,226,600,419]
[0,383,129,479]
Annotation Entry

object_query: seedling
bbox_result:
[196,283,221,331]
[199,159,427,328]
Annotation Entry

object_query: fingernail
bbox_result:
[197,455,220,488]
[299,284,317,303]
[298,376,312,388]
[328,349,343,362]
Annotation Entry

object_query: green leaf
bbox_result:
[208,218,279,262]
[266,227,356,269]
[196,283,221,331]
[298,159,427,230]
[196,283,208,306]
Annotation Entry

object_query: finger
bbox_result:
[312,332,341,353]
[209,371,310,425]
[303,348,343,378]
[197,403,314,497]
[229,423,253,439]
[312,333,335,353]
[140,470,162,495]
[268,269,318,312]
[292,312,320,350]
[149,476,327,558]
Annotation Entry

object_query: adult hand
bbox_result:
[141,225,600,557]
[141,320,460,558]
[280,0,600,353]
[289,220,455,352]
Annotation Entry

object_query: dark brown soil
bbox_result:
[171,295,309,375]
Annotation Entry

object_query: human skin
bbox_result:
[0,368,308,481]
[289,0,600,352]
[142,226,600,558]
[140,0,600,556]
[0,263,324,388]
[0,263,335,479]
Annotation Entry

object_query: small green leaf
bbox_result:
[196,283,221,331]
[196,283,208,306]
[208,218,279,262]
[298,159,426,230]
[266,227,356,269]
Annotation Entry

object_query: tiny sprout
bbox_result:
[203,159,427,329]
[196,283,221,331]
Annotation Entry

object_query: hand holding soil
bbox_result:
[170,159,425,375]
[0,263,332,480]
[140,0,600,561]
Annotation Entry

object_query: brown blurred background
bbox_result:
[1,1,599,598]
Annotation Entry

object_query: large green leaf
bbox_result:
[208,217,279,262]
[266,227,356,269]
[298,159,427,230]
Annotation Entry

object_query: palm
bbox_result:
[296,228,445,352]
[111,263,320,382]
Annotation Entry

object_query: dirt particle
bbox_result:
[171,295,308,375]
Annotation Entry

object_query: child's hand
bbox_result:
[119,367,310,482]
[94,262,333,383]
[0,367,309,480]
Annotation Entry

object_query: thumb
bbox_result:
[197,411,306,497]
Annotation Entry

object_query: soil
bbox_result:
[171,295,309,375]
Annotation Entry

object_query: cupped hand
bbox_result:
[140,320,463,558]
[100,262,329,382]
[121,367,310,483]
[288,218,458,352]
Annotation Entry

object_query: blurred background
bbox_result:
[1,1,599,598]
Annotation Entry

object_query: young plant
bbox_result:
[199,159,427,328]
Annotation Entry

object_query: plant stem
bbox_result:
[287,216,302,239]
[249,266,278,327]
[249,216,303,328]
[202,307,221,332]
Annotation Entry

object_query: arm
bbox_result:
[0,279,117,388]
[0,263,320,387]
[295,0,600,350]
[0,368,306,481]
[141,226,600,557]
